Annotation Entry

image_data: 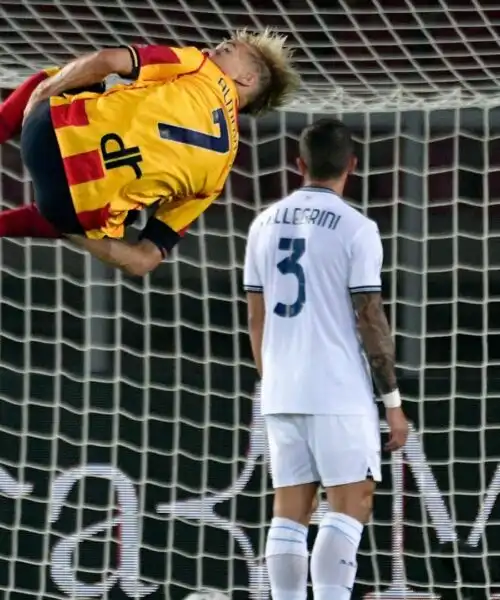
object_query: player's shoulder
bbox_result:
[334,198,379,242]
[352,212,380,237]
[302,188,378,241]
[246,209,268,247]
[325,194,371,228]
[133,44,204,64]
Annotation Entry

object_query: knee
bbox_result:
[357,489,374,524]
[273,496,310,526]
[273,485,318,526]
[326,480,375,525]
[337,493,373,525]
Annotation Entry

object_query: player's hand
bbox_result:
[23,83,49,124]
[384,407,409,452]
[23,93,42,124]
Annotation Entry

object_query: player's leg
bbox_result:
[0,71,107,238]
[0,68,60,144]
[264,414,318,600]
[0,99,84,239]
[309,413,381,600]
[0,68,105,145]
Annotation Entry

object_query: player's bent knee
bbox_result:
[325,478,375,525]
[273,483,318,526]
[357,487,375,524]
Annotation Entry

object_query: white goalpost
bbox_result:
[0,1,499,600]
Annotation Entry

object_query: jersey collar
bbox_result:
[301,186,338,195]
[204,56,240,110]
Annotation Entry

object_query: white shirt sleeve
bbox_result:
[243,220,263,292]
[349,220,383,293]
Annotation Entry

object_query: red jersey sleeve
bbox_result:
[126,45,205,82]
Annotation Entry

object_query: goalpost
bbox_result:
[0,1,499,599]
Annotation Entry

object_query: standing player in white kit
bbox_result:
[243,118,409,600]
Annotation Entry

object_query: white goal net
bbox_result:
[0,1,499,600]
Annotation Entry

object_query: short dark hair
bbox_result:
[299,118,354,179]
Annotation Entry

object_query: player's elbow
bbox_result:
[124,262,152,277]
[247,312,263,333]
[95,48,134,78]
[124,258,159,277]
[247,295,265,331]
[125,242,164,277]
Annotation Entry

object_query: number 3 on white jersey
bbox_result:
[274,237,306,318]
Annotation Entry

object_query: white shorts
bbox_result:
[265,414,382,488]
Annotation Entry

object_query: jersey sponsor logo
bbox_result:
[100,133,143,179]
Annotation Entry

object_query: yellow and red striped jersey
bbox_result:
[50,44,239,248]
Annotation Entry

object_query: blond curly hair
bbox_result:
[231,28,300,115]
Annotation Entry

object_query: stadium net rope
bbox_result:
[0,1,499,600]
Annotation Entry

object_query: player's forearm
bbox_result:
[353,293,397,395]
[28,49,132,101]
[68,235,161,276]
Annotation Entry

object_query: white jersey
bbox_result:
[243,186,383,416]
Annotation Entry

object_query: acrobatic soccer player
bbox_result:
[0,31,299,275]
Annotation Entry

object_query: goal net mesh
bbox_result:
[0,1,499,600]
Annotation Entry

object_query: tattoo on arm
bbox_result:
[351,292,397,395]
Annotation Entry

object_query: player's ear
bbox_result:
[296,156,308,177]
[239,70,258,88]
[348,155,358,174]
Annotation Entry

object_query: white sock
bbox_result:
[265,516,309,600]
[311,511,363,600]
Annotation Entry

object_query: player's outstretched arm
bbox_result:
[23,48,135,121]
[67,235,163,277]
[69,195,223,276]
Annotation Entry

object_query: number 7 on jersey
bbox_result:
[274,237,306,318]
[158,108,229,153]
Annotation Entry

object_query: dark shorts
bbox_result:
[21,97,141,235]
[21,99,84,234]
